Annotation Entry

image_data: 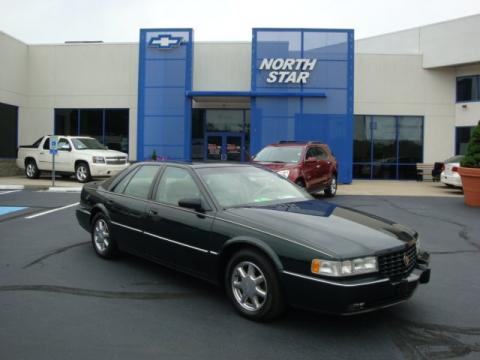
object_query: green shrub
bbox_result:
[461,121,480,168]
[151,149,157,161]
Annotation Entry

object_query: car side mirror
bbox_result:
[306,157,316,162]
[178,198,204,212]
[59,144,71,151]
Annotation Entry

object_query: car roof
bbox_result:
[266,141,326,147]
[133,161,253,169]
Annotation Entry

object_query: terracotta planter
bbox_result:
[458,167,480,207]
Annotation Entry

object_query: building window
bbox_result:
[353,115,423,180]
[0,102,18,158]
[456,75,480,102]
[54,109,129,153]
[456,126,475,155]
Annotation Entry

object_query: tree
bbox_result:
[151,149,157,161]
[461,121,480,168]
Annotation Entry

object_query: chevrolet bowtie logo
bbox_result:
[148,34,183,49]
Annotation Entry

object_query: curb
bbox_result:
[0,185,25,190]
[47,187,83,193]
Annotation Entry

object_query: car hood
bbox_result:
[253,162,298,172]
[223,200,417,259]
[76,149,128,158]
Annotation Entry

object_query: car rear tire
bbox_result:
[25,159,40,179]
[225,249,286,322]
[324,175,337,197]
[91,213,117,259]
[75,162,91,183]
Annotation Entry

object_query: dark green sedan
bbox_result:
[76,162,430,321]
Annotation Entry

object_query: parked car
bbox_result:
[17,135,129,183]
[252,141,338,197]
[76,162,430,321]
[441,155,464,188]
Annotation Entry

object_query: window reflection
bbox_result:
[353,115,423,179]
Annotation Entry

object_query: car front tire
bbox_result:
[91,213,117,259]
[324,174,337,197]
[75,162,91,183]
[225,249,286,322]
[25,159,40,179]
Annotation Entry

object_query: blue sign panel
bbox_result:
[137,29,193,161]
[251,29,354,183]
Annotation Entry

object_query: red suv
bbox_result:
[252,141,338,197]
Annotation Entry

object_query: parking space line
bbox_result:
[0,190,22,196]
[25,202,79,219]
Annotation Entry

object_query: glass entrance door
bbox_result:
[205,132,244,161]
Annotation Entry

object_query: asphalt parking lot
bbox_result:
[0,189,479,359]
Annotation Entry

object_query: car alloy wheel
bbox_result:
[25,160,40,179]
[226,249,286,321]
[26,163,35,177]
[93,218,110,253]
[231,261,268,312]
[324,176,337,197]
[76,163,91,183]
[91,214,117,258]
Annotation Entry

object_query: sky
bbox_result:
[0,0,479,44]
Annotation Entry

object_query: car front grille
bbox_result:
[106,157,127,165]
[378,244,417,280]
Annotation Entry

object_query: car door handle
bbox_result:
[40,152,44,155]
[148,209,158,216]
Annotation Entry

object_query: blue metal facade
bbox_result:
[137,28,354,183]
[251,29,354,183]
[137,29,193,161]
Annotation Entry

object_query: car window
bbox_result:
[155,167,201,206]
[43,137,50,150]
[58,138,71,150]
[305,147,319,159]
[197,166,311,208]
[112,168,138,194]
[123,166,159,199]
[316,147,327,160]
[254,146,303,163]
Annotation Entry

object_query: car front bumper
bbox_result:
[90,163,130,177]
[282,264,430,315]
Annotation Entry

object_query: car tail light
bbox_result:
[452,166,459,172]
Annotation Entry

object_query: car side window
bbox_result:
[58,138,71,150]
[155,167,201,206]
[122,166,159,199]
[112,168,138,194]
[43,138,50,150]
[305,147,318,160]
[316,147,327,160]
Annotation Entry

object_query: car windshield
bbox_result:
[197,166,312,208]
[72,138,106,150]
[254,146,303,163]
[445,155,464,163]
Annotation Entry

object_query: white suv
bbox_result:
[17,136,130,183]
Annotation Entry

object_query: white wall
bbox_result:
[0,32,28,107]
[193,42,251,91]
[356,28,420,55]
[13,42,139,159]
[355,53,456,162]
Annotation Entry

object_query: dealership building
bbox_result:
[1,14,480,182]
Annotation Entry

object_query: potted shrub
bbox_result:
[458,121,480,207]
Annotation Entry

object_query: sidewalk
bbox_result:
[0,175,83,191]
[338,180,463,197]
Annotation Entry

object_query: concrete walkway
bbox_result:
[0,175,464,197]
[338,180,463,197]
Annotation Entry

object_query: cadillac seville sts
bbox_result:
[76,162,430,321]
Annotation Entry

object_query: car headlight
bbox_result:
[92,156,105,164]
[277,170,290,178]
[311,257,378,277]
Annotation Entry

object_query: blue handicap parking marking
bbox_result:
[0,206,27,216]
